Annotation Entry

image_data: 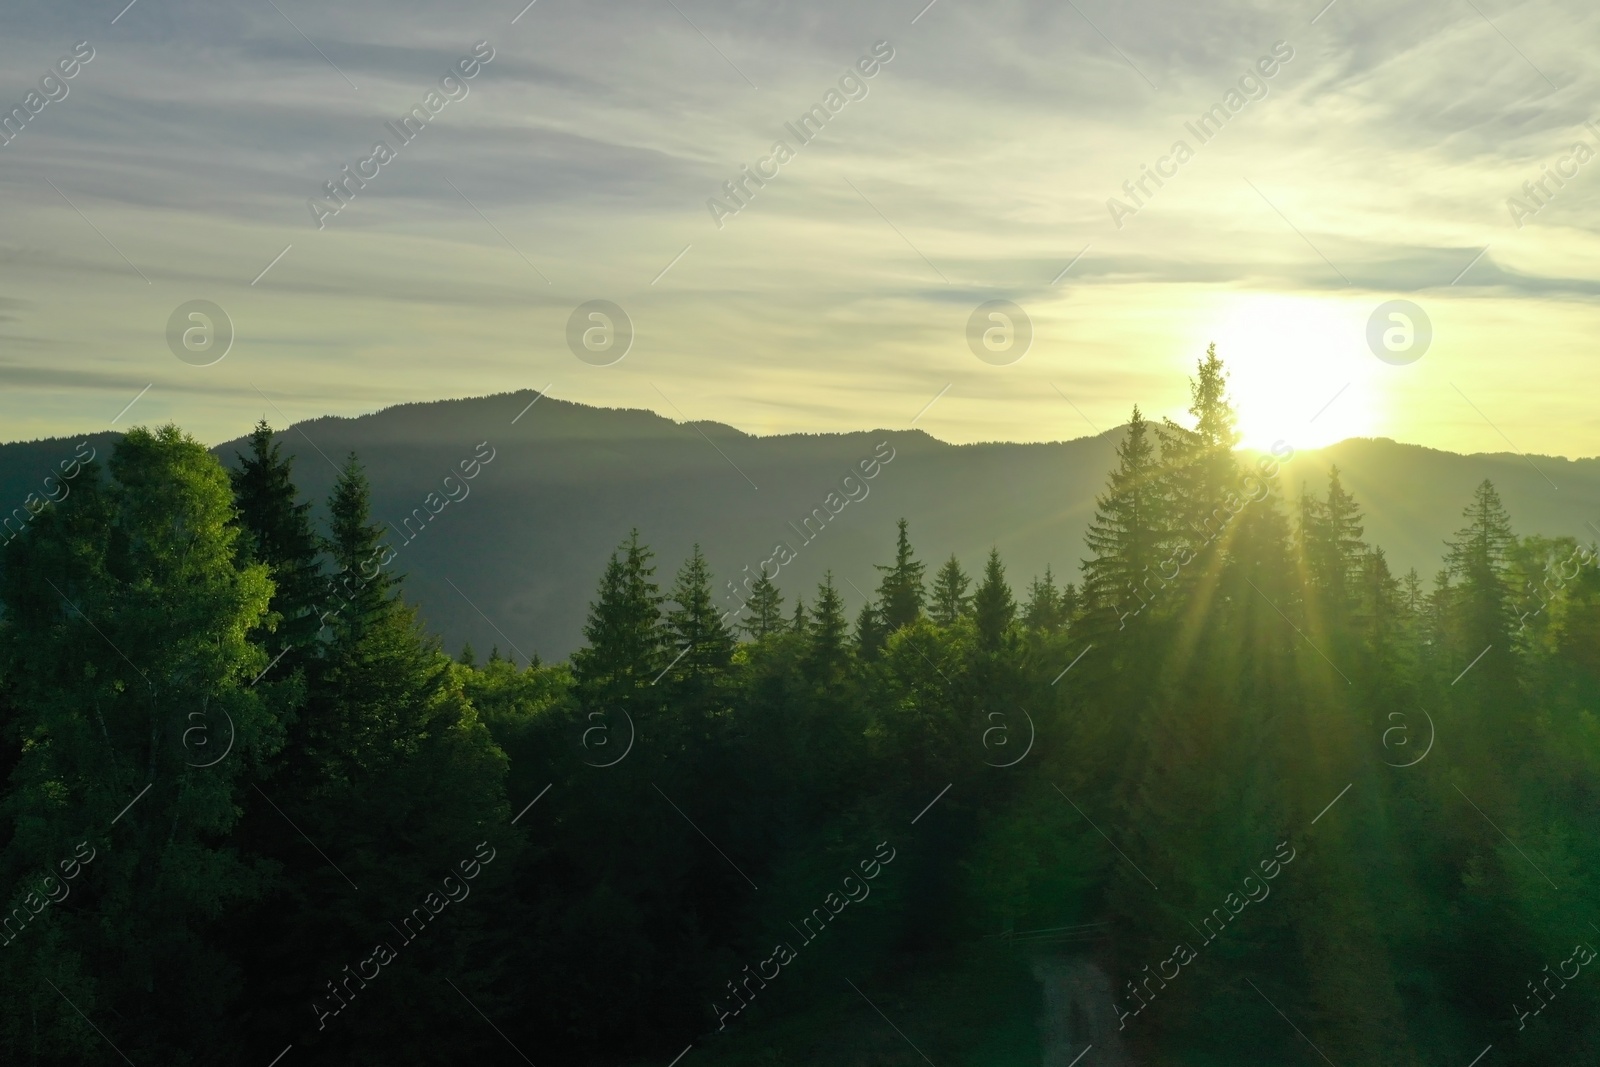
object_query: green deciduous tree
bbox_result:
[0,425,290,1058]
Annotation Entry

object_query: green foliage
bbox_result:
[740,570,784,639]
[0,425,288,1059]
[0,353,1596,1067]
[930,554,972,626]
[571,529,666,710]
[231,420,323,661]
[972,548,1015,651]
[875,518,926,631]
[1021,565,1066,634]
[1081,406,1163,622]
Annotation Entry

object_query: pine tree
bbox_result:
[1059,581,1081,625]
[664,545,735,681]
[790,595,808,635]
[972,548,1015,651]
[804,573,850,682]
[230,419,323,661]
[322,454,396,643]
[460,641,477,666]
[875,518,926,631]
[1401,568,1425,617]
[1301,466,1366,611]
[241,453,509,1059]
[1082,407,1164,619]
[929,554,972,626]
[1023,565,1065,633]
[1355,546,1405,673]
[855,600,887,661]
[1443,480,1518,687]
[571,529,666,705]
[1155,346,1241,564]
[741,571,785,640]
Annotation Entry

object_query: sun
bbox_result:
[1197,294,1385,452]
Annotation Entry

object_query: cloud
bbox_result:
[2,0,1599,457]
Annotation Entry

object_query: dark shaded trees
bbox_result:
[876,518,927,631]
[930,554,972,626]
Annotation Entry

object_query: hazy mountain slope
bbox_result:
[2,394,1595,659]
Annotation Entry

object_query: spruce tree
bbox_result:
[741,571,785,640]
[1082,407,1164,619]
[875,518,926,631]
[1301,466,1366,612]
[243,451,509,1059]
[855,601,887,661]
[1443,480,1519,702]
[1022,565,1065,633]
[929,554,972,626]
[1401,568,1425,617]
[1444,480,1517,639]
[804,573,850,683]
[1355,546,1406,675]
[1059,581,1081,625]
[322,454,396,643]
[230,419,323,662]
[972,548,1015,650]
[571,529,666,706]
[1155,346,1241,564]
[664,545,735,681]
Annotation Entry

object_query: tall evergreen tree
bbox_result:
[1444,479,1518,651]
[972,548,1015,651]
[1058,580,1081,625]
[1082,407,1164,619]
[1155,346,1241,565]
[855,601,887,661]
[664,545,735,682]
[741,571,785,639]
[1301,466,1366,612]
[803,573,850,683]
[571,529,666,705]
[875,518,926,631]
[1355,546,1406,672]
[1401,567,1425,617]
[929,554,972,626]
[243,452,509,1059]
[230,419,323,662]
[1022,565,1066,633]
[321,454,396,643]
[1442,480,1520,724]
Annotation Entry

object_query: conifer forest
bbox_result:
[2,352,1596,1066]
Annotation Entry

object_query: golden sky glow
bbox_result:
[2,0,1598,457]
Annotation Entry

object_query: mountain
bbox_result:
[2,392,1596,659]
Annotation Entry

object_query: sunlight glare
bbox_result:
[1197,295,1384,451]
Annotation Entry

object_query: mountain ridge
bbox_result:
[3,390,1596,659]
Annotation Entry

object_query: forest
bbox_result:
[1,348,1597,1066]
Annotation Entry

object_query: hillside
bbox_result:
[2,392,1595,659]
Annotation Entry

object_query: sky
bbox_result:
[2,0,1598,456]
